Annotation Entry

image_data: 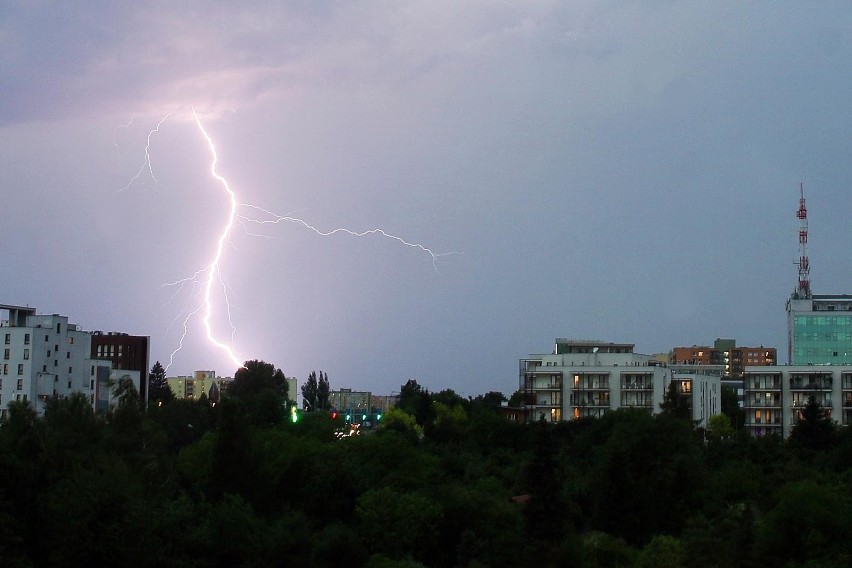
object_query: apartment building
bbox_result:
[520,339,720,428]
[743,365,852,438]
[0,304,141,418]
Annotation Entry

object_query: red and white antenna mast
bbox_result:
[796,182,811,298]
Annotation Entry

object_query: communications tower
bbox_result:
[795,182,811,299]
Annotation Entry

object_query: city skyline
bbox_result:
[2,3,852,397]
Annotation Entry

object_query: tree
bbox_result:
[228,360,289,426]
[471,391,506,409]
[720,385,744,431]
[707,413,733,442]
[318,371,330,411]
[147,361,173,405]
[302,371,330,411]
[660,382,690,420]
[789,395,836,451]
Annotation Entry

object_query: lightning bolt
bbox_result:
[127,110,460,373]
[118,114,169,191]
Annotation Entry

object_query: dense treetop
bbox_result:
[0,362,851,567]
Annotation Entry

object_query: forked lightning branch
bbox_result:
[120,110,460,371]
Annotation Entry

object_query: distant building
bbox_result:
[167,370,232,401]
[0,304,142,418]
[671,338,776,378]
[330,388,372,416]
[520,339,720,429]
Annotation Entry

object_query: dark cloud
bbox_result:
[2,2,852,395]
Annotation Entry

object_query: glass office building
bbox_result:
[787,294,852,365]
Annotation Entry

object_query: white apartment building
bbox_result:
[743,364,852,438]
[520,339,720,428]
[1,304,142,418]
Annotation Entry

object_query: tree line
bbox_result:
[0,361,851,567]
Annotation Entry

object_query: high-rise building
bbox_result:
[786,295,852,365]
[0,304,141,418]
[785,185,852,364]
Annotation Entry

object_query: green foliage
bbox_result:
[356,487,442,563]
[720,385,744,431]
[147,360,173,405]
[4,375,852,566]
[706,413,733,441]
[302,370,330,411]
[790,395,837,451]
[379,407,423,442]
[226,359,289,426]
[754,479,852,566]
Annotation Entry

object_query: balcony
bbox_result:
[789,375,832,391]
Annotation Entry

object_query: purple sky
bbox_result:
[2,2,852,396]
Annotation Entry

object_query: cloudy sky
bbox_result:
[2,2,851,396]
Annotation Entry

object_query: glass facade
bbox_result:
[792,315,852,365]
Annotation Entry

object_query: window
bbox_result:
[66,352,70,359]
[3,334,9,345]
[3,349,8,360]
[90,365,94,375]
[16,379,22,390]
[56,323,61,333]
[42,365,47,373]
[17,364,23,375]
[67,381,71,389]
[68,367,72,374]
[68,336,74,345]
[24,334,30,345]
[23,349,29,360]
[47,350,51,357]
[2,364,7,375]
[44,334,49,342]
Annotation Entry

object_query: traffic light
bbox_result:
[290,406,299,423]
[376,413,382,421]
[331,410,338,420]
[362,414,367,421]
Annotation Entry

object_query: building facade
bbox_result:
[167,370,233,401]
[672,338,776,378]
[91,332,150,402]
[743,364,852,438]
[520,339,720,428]
[786,294,852,365]
[1,304,141,418]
